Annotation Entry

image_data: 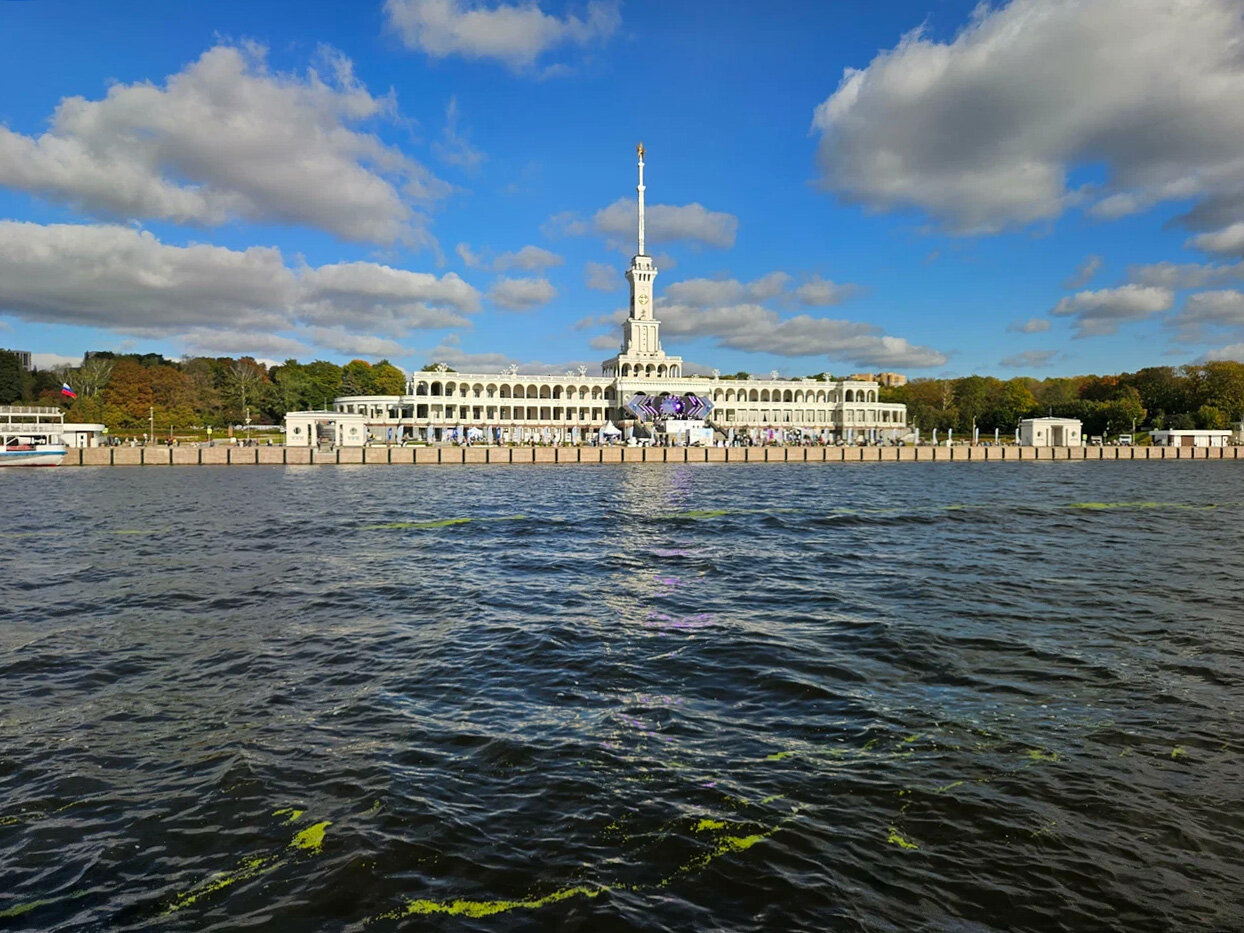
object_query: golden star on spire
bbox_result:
[637,141,645,160]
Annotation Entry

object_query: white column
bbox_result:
[637,148,646,256]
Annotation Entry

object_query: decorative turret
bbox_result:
[602,144,683,380]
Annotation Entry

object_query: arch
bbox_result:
[749,389,759,402]
[620,364,630,377]
[657,364,667,377]
[499,384,512,398]
[646,364,656,377]
[869,390,877,402]
[539,385,552,399]
[783,389,793,402]
[552,385,563,400]
[431,381,443,396]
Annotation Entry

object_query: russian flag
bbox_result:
[61,383,77,399]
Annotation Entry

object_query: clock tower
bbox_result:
[602,144,683,379]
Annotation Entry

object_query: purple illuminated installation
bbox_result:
[625,393,713,422]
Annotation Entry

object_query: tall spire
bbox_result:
[636,141,646,256]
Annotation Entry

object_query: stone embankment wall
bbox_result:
[63,444,1241,466]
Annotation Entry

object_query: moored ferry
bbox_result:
[1,406,76,467]
[0,442,67,467]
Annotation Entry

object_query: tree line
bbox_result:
[0,351,405,435]
[4,350,1243,438]
[878,363,1244,436]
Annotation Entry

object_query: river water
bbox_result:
[1,462,1242,932]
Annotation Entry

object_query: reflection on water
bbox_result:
[1,462,1242,931]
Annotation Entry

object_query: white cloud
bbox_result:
[0,221,295,334]
[488,276,557,310]
[183,330,314,359]
[1007,317,1051,334]
[1050,284,1173,337]
[296,261,479,334]
[588,334,618,350]
[1063,254,1103,289]
[554,198,738,249]
[456,242,484,268]
[658,302,947,369]
[432,95,485,170]
[31,352,84,370]
[1205,342,1244,362]
[594,198,738,248]
[422,342,595,374]
[664,273,791,307]
[571,307,627,331]
[493,245,563,271]
[811,0,1244,235]
[657,271,862,312]
[0,222,480,352]
[1128,259,1244,289]
[385,0,620,71]
[584,260,621,291]
[1187,223,1244,258]
[303,327,410,358]
[795,274,860,306]
[1000,349,1059,368]
[0,44,447,245]
[1172,289,1244,341]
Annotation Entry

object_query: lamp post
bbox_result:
[148,406,154,446]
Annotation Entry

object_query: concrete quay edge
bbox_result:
[62,444,1240,466]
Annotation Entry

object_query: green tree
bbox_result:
[371,360,407,395]
[1100,389,1146,435]
[341,359,376,395]
[60,356,114,400]
[271,359,310,415]
[183,357,224,427]
[149,364,196,433]
[1120,366,1185,422]
[1195,404,1230,429]
[304,361,343,410]
[0,351,26,404]
[1197,361,1244,419]
[987,378,1038,429]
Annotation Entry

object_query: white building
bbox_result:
[1150,429,1232,448]
[1019,417,1082,447]
[284,410,369,447]
[286,147,907,446]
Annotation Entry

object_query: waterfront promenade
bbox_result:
[62,444,1242,466]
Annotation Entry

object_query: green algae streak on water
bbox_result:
[1,461,1242,931]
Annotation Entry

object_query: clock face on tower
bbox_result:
[637,294,649,305]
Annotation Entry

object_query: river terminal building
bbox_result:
[285,147,908,447]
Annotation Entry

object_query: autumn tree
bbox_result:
[101,359,154,429]
[371,360,407,395]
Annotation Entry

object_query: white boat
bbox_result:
[1,406,71,466]
[0,443,67,467]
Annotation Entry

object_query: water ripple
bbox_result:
[1,463,1242,931]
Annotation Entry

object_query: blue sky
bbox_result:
[2,0,1244,378]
